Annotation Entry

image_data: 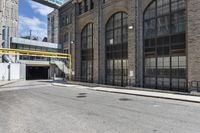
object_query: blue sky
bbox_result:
[19,0,54,39]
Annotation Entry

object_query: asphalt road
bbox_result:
[0,80,200,133]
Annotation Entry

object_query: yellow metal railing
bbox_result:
[0,48,72,78]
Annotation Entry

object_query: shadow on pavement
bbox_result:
[76,95,87,98]
[37,80,53,83]
[76,92,87,98]
[119,98,132,101]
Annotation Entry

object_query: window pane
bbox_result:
[157,0,170,16]
[81,23,93,82]
[106,12,128,86]
[157,16,170,36]
[143,0,186,91]
[144,19,156,39]
[144,1,156,20]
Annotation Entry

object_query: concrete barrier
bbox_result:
[0,63,26,81]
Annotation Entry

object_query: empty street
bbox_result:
[0,80,200,133]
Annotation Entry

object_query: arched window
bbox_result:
[81,23,93,82]
[105,12,128,86]
[143,0,186,91]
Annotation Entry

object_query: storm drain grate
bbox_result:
[76,93,87,98]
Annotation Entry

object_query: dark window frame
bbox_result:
[105,12,128,87]
[143,0,187,92]
[81,23,94,82]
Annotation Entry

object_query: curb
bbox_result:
[0,80,19,87]
[89,88,200,103]
[52,82,200,103]
[60,81,199,96]
[52,83,90,89]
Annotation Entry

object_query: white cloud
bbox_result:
[28,0,54,16]
[19,15,47,39]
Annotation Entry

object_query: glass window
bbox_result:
[90,0,94,9]
[144,1,156,20]
[171,0,185,12]
[79,2,83,15]
[144,19,156,38]
[157,16,170,36]
[84,0,88,12]
[105,12,128,86]
[157,0,170,16]
[143,0,186,91]
[171,11,185,33]
[81,23,93,82]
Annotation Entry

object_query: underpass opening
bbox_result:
[26,66,49,80]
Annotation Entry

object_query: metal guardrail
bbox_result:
[189,81,200,92]
[128,77,136,87]
[69,76,200,93]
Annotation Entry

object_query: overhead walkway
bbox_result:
[32,0,68,8]
[11,37,62,50]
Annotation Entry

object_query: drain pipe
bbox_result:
[98,0,102,84]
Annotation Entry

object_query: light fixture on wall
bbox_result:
[128,25,134,30]
[70,41,75,44]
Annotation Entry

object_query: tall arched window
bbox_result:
[105,12,128,86]
[144,0,186,91]
[81,23,93,82]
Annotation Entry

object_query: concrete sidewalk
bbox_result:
[0,80,19,87]
[52,82,200,103]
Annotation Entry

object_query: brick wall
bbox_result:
[187,0,200,83]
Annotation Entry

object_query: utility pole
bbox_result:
[30,30,32,40]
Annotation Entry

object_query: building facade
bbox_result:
[54,0,200,92]
[0,0,19,62]
[58,1,76,77]
[48,9,59,44]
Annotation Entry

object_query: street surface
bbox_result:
[0,80,199,133]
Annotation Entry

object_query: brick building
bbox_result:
[48,9,59,44]
[0,0,19,62]
[49,0,199,92]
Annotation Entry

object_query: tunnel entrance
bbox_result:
[26,66,49,80]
